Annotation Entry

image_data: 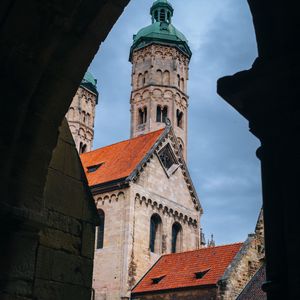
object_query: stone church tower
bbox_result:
[129,0,192,160]
[66,71,98,153]
[80,2,202,300]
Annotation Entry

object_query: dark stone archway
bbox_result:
[0,1,129,299]
[218,1,300,299]
[1,0,299,299]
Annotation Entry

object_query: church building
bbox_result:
[65,1,265,300]
[66,1,203,299]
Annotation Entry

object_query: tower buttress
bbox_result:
[66,71,99,154]
[129,0,192,160]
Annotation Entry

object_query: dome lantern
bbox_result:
[150,0,174,24]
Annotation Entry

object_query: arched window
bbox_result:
[156,106,168,123]
[162,106,168,123]
[149,214,162,253]
[160,9,166,22]
[79,143,87,154]
[167,12,171,23]
[180,78,185,91]
[163,70,170,85]
[177,75,180,87]
[176,109,184,128]
[97,209,105,249]
[172,222,182,253]
[177,138,184,154]
[138,73,144,88]
[138,107,147,125]
[144,107,147,123]
[144,71,149,85]
[68,107,75,119]
[156,70,163,85]
[86,113,90,126]
[154,10,158,22]
[156,106,162,122]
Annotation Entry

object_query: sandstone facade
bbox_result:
[91,130,201,300]
[67,83,98,154]
[130,44,189,159]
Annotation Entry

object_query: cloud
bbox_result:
[90,0,262,245]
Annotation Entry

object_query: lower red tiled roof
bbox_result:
[132,243,243,294]
[80,129,164,187]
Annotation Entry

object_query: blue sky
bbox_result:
[89,0,262,245]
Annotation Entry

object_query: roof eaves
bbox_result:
[132,283,218,296]
[129,39,192,62]
[90,177,129,195]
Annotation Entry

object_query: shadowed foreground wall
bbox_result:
[218,1,300,299]
[0,0,129,299]
[1,120,99,299]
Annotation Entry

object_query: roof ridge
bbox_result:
[80,128,164,157]
[161,242,244,257]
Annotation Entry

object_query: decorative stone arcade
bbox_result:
[129,0,192,160]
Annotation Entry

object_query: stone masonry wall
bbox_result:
[93,189,133,300]
[130,147,200,290]
[66,86,97,153]
[132,287,218,300]
[0,120,98,300]
[130,44,190,159]
[33,119,98,300]
[218,235,264,300]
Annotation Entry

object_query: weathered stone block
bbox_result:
[36,246,93,287]
[0,232,38,281]
[46,209,82,236]
[39,228,81,255]
[81,222,95,258]
[1,280,32,298]
[44,168,84,219]
[34,279,91,300]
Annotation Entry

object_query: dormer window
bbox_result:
[151,275,165,284]
[195,269,210,279]
[87,163,103,173]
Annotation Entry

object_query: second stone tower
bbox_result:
[129,0,192,160]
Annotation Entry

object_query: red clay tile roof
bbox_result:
[132,243,243,295]
[80,129,164,187]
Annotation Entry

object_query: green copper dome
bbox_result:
[129,0,192,61]
[82,71,97,87]
[80,71,99,103]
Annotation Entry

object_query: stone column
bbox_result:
[217,1,300,298]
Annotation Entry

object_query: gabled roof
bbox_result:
[80,129,164,187]
[80,125,201,211]
[132,243,243,295]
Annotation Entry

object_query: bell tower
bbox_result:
[129,0,192,159]
[66,71,99,154]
